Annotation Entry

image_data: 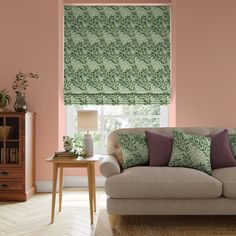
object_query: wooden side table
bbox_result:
[46,155,100,225]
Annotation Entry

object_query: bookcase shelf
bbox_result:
[5,140,19,142]
[0,112,35,201]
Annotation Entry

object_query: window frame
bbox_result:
[66,105,168,154]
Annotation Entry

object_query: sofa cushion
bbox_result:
[117,133,148,169]
[212,167,236,199]
[210,130,236,169]
[168,130,212,174]
[228,134,236,159]
[105,167,222,199]
[145,131,172,166]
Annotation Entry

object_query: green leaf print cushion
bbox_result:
[118,133,148,169]
[229,134,236,159]
[168,130,212,175]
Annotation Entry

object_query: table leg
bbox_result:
[59,167,64,212]
[51,163,58,224]
[92,162,96,212]
[87,164,93,225]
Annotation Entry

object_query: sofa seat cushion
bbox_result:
[212,167,236,199]
[105,167,222,199]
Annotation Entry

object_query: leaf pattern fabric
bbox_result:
[169,130,212,175]
[118,133,148,169]
[64,6,170,105]
[229,134,236,159]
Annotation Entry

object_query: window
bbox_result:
[66,105,168,154]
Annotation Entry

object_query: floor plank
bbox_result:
[0,188,106,236]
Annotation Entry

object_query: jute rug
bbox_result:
[94,210,236,236]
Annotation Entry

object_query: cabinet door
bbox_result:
[0,115,23,167]
[0,117,4,165]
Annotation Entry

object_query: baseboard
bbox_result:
[26,187,36,200]
[36,176,105,192]
[36,181,59,193]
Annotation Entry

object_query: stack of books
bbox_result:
[54,151,77,158]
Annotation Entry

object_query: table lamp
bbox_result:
[77,110,98,157]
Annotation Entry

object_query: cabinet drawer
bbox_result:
[0,181,23,191]
[0,170,23,179]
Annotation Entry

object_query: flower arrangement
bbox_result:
[12,71,39,93]
[63,136,87,158]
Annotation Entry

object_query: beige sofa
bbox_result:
[100,128,236,228]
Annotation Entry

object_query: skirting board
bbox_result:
[36,176,106,192]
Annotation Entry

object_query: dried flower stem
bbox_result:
[12,71,39,93]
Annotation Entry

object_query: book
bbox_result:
[10,148,17,164]
[5,148,9,164]
[54,151,76,158]
[0,148,4,164]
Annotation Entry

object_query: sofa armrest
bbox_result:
[99,155,121,178]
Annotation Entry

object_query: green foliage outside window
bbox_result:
[72,105,160,151]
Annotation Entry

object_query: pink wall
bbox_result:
[171,0,236,127]
[2,0,236,182]
[0,0,64,181]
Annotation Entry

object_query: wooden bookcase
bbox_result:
[0,112,35,201]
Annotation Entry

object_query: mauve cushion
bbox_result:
[145,131,173,166]
[210,130,236,169]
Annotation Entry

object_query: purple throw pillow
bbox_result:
[210,130,236,169]
[145,131,173,166]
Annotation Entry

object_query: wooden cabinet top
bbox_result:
[0,112,35,115]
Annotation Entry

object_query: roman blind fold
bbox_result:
[64,6,170,105]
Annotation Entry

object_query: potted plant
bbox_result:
[62,136,87,158]
[63,136,74,152]
[0,89,11,111]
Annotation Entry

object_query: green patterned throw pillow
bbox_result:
[229,134,236,159]
[168,130,212,174]
[118,133,148,169]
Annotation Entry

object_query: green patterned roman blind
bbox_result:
[64,6,170,105]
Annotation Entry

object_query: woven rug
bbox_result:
[94,210,236,236]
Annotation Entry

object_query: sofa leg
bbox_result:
[109,214,118,230]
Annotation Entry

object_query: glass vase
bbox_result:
[14,92,27,112]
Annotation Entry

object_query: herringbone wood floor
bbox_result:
[0,188,106,236]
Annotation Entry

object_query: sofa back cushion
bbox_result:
[145,131,173,166]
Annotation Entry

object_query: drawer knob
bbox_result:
[0,184,8,189]
[0,171,9,176]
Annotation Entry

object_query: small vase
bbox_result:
[14,92,27,112]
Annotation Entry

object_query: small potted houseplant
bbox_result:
[63,136,74,152]
[62,136,87,158]
[0,89,11,111]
